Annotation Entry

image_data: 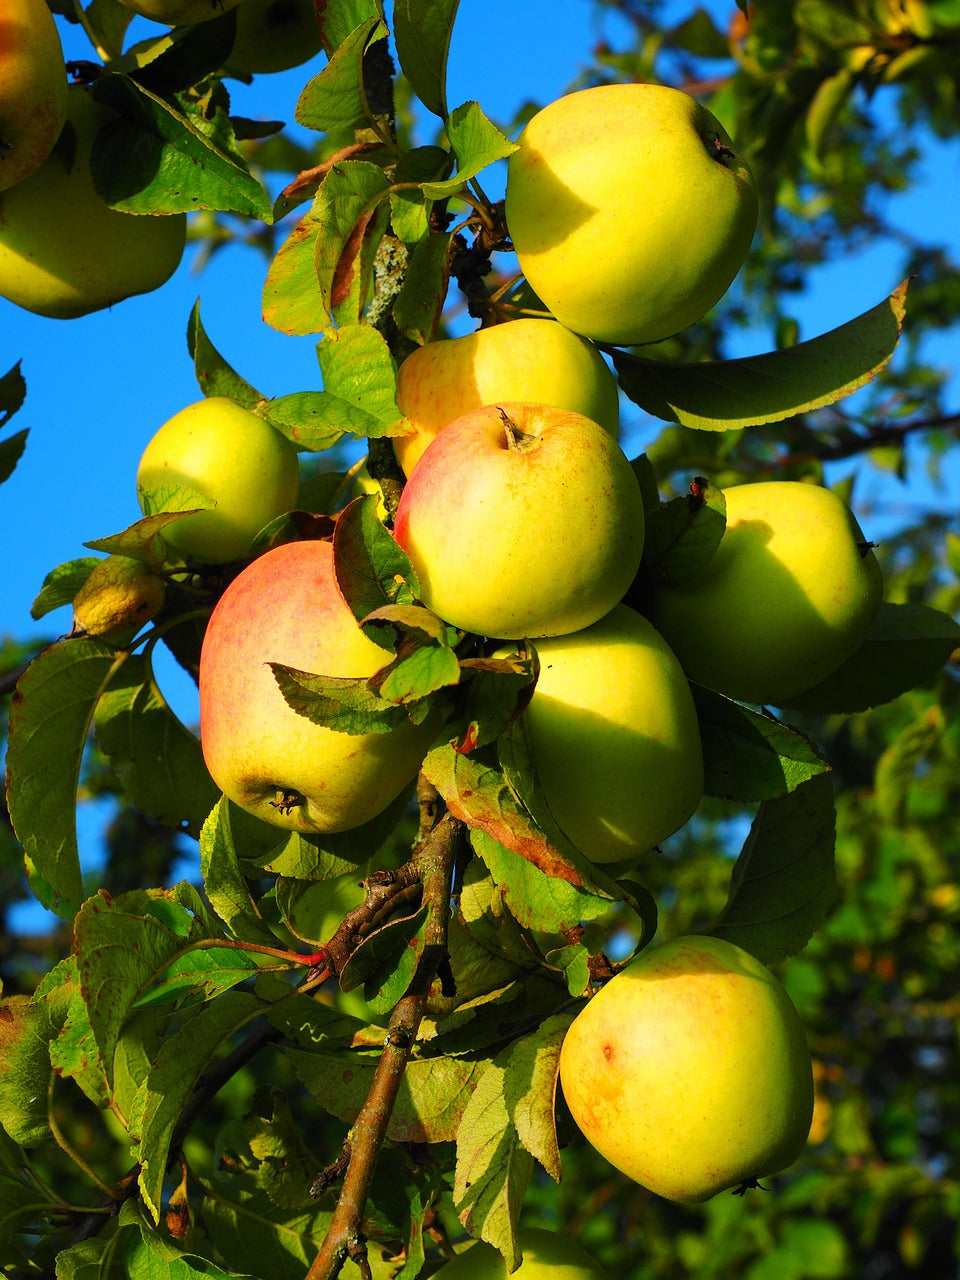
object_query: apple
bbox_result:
[114,0,242,24]
[558,934,815,1203]
[198,538,438,833]
[393,402,644,640]
[0,86,186,319]
[136,396,301,565]
[71,555,166,645]
[0,0,68,192]
[645,480,884,705]
[431,1227,609,1280]
[504,84,759,346]
[497,604,702,863]
[225,0,323,74]
[393,319,620,477]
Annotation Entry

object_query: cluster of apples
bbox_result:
[0,0,321,319]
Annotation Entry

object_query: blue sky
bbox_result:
[3,1,959,923]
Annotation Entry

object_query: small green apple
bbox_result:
[136,396,301,565]
[504,83,758,346]
[71,555,165,645]
[645,480,884,705]
[225,0,323,74]
[497,604,702,863]
[0,86,186,318]
[0,0,68,192]
[431,1227,609,1280]
[559,935,815,1203]
[198,538,438,833]
[393,402,644,640]
[115,0,241,24]
[394,318,619,477]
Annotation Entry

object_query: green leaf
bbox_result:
[453,1060,533,1269]
[339,901,428,993]
[199,799,283,949]
[0,996,54,1146]
[0,426,27,487]
[258,392,345,452]
[613,280,908,429]
[421,100,518,198]
[334,493,419,620]
[710,773,837,964]
[296,17,386,134]
[262,204,330,337]
[6,639,125,918]
[392,228,455,343]
[284,1045,486,1143]
[694,686,831,801]
[780,602,960,714]
[90,75,272,221]
[393,0,460,118]
[30,557,101,621]
[0,360,26,425]
[38,956,110,1107]
[187,300,263,405]
[256,794,412,877]
[315,0,380,53]
[314,161,392,330]
[391,145,451,244]
[453,653,538,752]
[73,888,209,1085]
[874,704,946,827]
[315,323,406,437]
[269,663,411,733]
[131,991,266,1221]
[643,479,727,585]
[94,652,221,839]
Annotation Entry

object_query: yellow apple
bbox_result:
[559,935,815,1203]
[432,1227,609,1280]
[504,84,759,346]
[115,0,241,24]
[646,480,884,705]
[136,397,301,565]
[393,402,644,640]
[71,555,166,645]
[393,319,620,477]
[225,0,323,74]
[198,538,437,833]
[0,0,68,192]
[0,86,186,319]
[497,604,702,863]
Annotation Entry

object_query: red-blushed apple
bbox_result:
[136,396,301,565]
[393,318,619,477]
[559,935,815,1203]
[431,1227,609,1280]
[504,83,758,346]
[198,538,438,833]
[496,604,702,863]
[645,480,884,705]
[393,402,644,640]
[0,0,68,192]
[0,86,186,318]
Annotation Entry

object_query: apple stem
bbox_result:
[497,406,535,452]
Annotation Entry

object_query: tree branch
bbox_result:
[305,811,463,1280]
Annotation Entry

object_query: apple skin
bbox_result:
[0,0,68,192]
[198,538,438,833]
[432,1227,609,1280]
[394,319,619,478]
[0,86,186,319]
[645,480,884,705]
[558,935,815,1204]
[497,604,702,863]
[115,0,242,24]
[225,0,323,74]
[393,402,644,640]
[136,397,301,565]
[504,84,759,346]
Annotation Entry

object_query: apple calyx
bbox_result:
[270,787,304,816]
[707,132,737,164]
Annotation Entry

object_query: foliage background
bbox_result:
[2,0,960,1277]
